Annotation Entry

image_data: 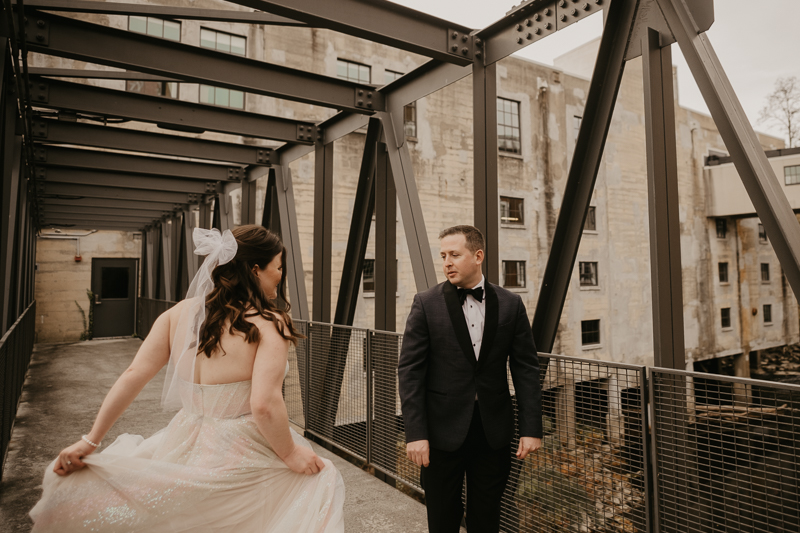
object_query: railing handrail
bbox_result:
[0,300,35,347]
[650,365,800,393]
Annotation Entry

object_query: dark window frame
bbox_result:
[500,196,525,225]
[199,27,247,56]
[761,262,770,282]
[716,218,727,239]
[502,260,526,288]
[497,97,521,154]
[721,307,731,329]
[384,70,417,138]
[763,304,773,324]
[337,58,371,84]
[581,319,601,345]
[784,164,800,185]
[579,261,598,287]
[758,223,768,243]
[718,262,729,283]
[584,206,597,232]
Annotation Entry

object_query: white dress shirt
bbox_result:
[461,275,486,360]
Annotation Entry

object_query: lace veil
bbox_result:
[161,227,238,410]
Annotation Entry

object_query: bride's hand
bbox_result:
[53,440,97,476]
[282,445,326,475]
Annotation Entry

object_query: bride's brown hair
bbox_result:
[198,225,302,357]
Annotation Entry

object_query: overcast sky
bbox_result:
[392,0,800,144]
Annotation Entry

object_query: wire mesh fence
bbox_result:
[0,301,36,481]
[651,368,800,533]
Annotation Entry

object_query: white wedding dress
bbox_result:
[29,367,345,532]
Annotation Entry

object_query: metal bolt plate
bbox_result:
[256,148,272,165]
[446,28,473,60]
[556,0,601,29]
[297,123,320,143]
[25,18,49,46]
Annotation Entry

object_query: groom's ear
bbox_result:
[474,249,484,265]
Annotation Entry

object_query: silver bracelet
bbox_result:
[82,435,101,448]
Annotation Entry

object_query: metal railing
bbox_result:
[136,298,177,339]
[0,301,36,481]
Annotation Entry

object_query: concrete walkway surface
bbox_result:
[0,338,429,532]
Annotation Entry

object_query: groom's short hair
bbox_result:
[438,225,485,254]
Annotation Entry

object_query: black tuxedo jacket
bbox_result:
[398,280,543,452]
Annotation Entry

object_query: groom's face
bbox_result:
[440,234,483,288]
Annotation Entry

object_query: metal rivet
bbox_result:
[544,22,551,29]
[559,0,566,6]
[571,8,578,15]
[516,37,523,44]
[560,14,568,21]
[367,101,373,108]
[451,44,458,52]
[358,89,363,96]
[461,35,468,42]
[36,20,45,28]
[525,19,532,26]
[475,51,482,58]
[595,0,601,3]
[534,13,541,21]
[357,100,363,105]
[543,8,551,15]
[36,34,44,42]
[475,38,483,47]
[299,125,304,131]
[534,27,541,35]
[526,33,532,40]
[461,47,468,55]
[367,92,372,98]
[37,94,45,100]
[516,23,523,31]
[583,2,590,9]
[452,31,459,39]
[39,84,45,90]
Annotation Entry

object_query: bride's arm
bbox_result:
[250,319,325,475]
[53,306,173,476]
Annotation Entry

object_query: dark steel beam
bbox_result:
[333,118,381,326]
[41,222,144,231]
[312,140,333,322]
[532,0,639,353]
[29,67,178,81]
[24,0,305,25]
[32,118,273,166]
[39,181,202,204]
[273,165,308,320]
[473,60,499,284]
[262,170,280,232]
[642,27,685,370]
[378,110,437,291]
[42,204,171,218]
[375,142,397,332]
[199,201,212,230]
[25,11,383,113]
[40,196,188,213]
[35,144,244,182]
[1,97,22,334]
[226,0,473,65]
[240,177,258,225]
[656,0,800,302]
[30,78,313,143]
[41,212,158,223]
[37,167,222,195]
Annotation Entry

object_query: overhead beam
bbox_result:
[34,144,245,182]
[312,140,334,322]
[32,118,274,166]
[40,196,188,212]
[41,212,158,223]
[225,0,474,65]
[41,222,145,231]
[29,67,178,81]
[273,165,309,320]
[30,77,314,143]
[656,0,800,302]
[39,181,203,204]
[531,0,639,353]
[42,204,172,218]
[23,0,305,25]
[37,167,222,195]
[25,11,383,113]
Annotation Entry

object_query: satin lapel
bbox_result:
[477,282,498,368]
[443,281,478,368]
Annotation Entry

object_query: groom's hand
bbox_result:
[516,437,542,460]
[406,440,430,467]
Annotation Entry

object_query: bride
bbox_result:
[30,225,344,532]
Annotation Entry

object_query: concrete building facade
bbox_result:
[32,3,799,373]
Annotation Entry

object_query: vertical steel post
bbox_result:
[198,201,212,230]
[365,329,373,466]
[14,161,29,317]
[378,111,437,291]
[531,0,639,352]
[375,142,397,332]
[1,126,22,333]
[313,141,333,322]
[333,118,381,326]
[183,207,198,283]
[241,175,258,226]
[274,165,309,321]
[262,169,281,232]
[473,60,500,284]
[642,28,685,370]
[159,219,173,301]
[657,0,800,301]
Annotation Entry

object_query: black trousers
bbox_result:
[420,402,511,533]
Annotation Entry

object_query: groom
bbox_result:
[398,225,543,533]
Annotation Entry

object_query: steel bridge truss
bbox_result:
[2,1,799,404]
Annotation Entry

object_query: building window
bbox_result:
[127,17,180,98]
[384,70,417,138]
[721,307,731,329]
[718,262,728,283]
[758,223,768,243]
[498,97,521,154]
[584,206,597,232]
[199,85,244,109]
[129,16,180,41]
[784,164,800,185]
[500,196,524,225]
[581,319,600,345]
[573,115,582,140]
[200,28,246,56]
[716,218,727,239]
[579,261,598,287]
[502,260,526,288]
[761,263,770,282]
[763,304,772,324]
[363,259,375,293]
[337,59,371,84]
[198,28,246,109]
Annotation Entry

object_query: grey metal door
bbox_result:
[91,258,138,338]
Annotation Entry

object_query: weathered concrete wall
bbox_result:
[34,231,141,343]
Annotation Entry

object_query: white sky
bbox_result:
[393,0,800,144]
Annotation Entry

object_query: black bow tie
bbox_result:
[457,286,484,304]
